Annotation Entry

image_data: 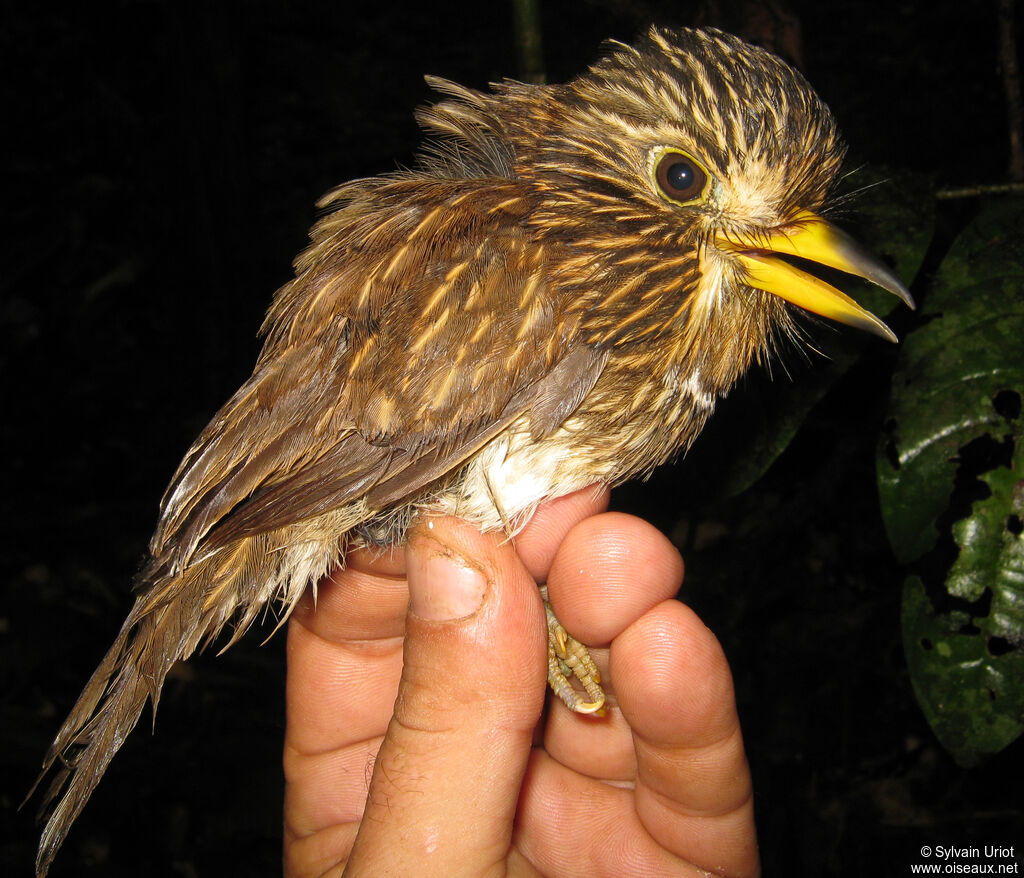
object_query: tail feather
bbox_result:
[32,526,339,876]
[34,616,160,875]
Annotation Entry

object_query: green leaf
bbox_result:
[902,576,1024,767]
[878,197,1024,765]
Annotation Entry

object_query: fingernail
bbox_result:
[407,523,486,621]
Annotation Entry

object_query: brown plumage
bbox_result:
[32,26,913,875]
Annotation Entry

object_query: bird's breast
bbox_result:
[426,419,609,533]
[423,360,718,533]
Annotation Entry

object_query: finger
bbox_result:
[541,513,685,779]
[545,511,684,646]
[344,516,548,877]
[515,602,758,878]
[284,493,612,873]
[283,560,410,873]
[513,484,610,582]
[290,543,407,640]
[514,749,721,878]
[615,601,759,878]
[285,560,408,757]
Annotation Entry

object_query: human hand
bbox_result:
[283,487,759,877]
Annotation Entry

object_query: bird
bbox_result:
[31,25,913,875]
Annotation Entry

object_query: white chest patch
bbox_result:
[427,423,605,533]
[681,366,716,409]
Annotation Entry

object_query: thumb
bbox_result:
[344,516,547,877]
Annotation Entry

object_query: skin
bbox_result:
[283,486,759,877]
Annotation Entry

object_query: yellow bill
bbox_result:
[716,210,915,342]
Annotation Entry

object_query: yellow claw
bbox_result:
[543,590,606,714]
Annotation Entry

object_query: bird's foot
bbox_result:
[540,586,606,714]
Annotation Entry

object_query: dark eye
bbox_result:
[655,151,707,203]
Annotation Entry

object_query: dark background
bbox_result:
[2,0,1021,875]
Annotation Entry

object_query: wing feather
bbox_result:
[152,177,599,566]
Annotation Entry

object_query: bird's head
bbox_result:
[417,27,912,391]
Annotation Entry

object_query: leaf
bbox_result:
[878,197,1024,766]
[901,576,1024,767]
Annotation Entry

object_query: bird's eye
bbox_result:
[654,151,708,204]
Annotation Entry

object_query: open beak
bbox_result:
[715,210,915,343]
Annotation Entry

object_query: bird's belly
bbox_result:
[427,423,608,534]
